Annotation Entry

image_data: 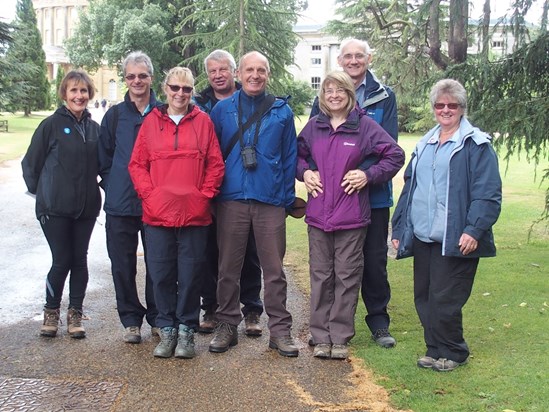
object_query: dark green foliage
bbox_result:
[4,0,50,115]
[54,67,65,109]
[279,76,316,116]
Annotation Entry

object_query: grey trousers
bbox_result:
[308,225,367,345]
[216,200,292,337]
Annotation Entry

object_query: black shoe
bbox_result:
[199,310,218,334]
[372,329,396,348]
[209,322,238,353]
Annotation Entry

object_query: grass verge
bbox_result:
[286,134,549,412]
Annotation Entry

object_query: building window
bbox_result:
[311,45,321,51]
[492,40,503,48]
[311,77,321,90]
[311,58,321,65]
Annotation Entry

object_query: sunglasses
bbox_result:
[434,103,460,110]
[167,84,193,94]
[125,73,150,81]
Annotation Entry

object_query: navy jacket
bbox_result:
[310,70,398,208]
[391,117,502,259]
[98,90,162,216]
[194,82,241,115]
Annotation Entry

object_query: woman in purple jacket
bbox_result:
[297,71,404,359]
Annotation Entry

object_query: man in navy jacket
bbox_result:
[98,51,162,344]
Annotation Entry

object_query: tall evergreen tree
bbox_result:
[5,0,50,115]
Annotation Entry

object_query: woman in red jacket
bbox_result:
[129,67,225,359]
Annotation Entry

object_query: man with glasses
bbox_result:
[194,50,264,337]
[98,51,163,344]
[310,38,399,349]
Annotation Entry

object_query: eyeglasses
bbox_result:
[166,84,193,94]
[434,102,461,110]
[125,73,150,81]
[341,53,367,61]
[323,88,346,96]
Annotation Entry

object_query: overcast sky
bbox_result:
[1,0,544,25]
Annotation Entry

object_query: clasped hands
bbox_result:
[303,169,367,198]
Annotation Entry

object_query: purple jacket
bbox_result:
[297,108,404,232]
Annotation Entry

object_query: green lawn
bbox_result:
[0,112,50,162]
[286,133,549,412]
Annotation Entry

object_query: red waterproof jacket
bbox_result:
[129,104,225,227]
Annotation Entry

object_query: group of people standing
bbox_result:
[22,36,502,371]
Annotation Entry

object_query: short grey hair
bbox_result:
[204,49,237,72]
[338,38,372,57]
[430,79,468,113]
[122,51,154,76]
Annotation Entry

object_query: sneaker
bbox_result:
[417,356,437,369]
[209,322,238,353]
[313,343,331,358]
[151,327,160,337]
[269,335,299,357]
[244,311,262,336]
[432,357,468,372]
[67,308,86,339]
[153,327,178,358]
[40,308,60,337]
[372,329,396,348]
[199,310,218,334]
[331,344,349,359]
[175,325,196,359]
[123,326,141,344]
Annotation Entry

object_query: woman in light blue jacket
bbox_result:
[391,79,502,372]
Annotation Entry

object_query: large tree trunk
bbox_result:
[480,0,491,62]
[448,0,468,64]
[428,0,448,70]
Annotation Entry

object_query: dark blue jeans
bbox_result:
[40,215,96,310]
[361,207,392,333]
[144,224,208,330]
[105,214,157,328]
[201,218,263,316]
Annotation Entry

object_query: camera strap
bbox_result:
[222,93,275,160]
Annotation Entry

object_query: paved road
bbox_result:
[0,157,401,411]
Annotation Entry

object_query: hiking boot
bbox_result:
[417,356,437,369]
[175,325,196,359]
[151,327,160,337]
[67,308,86,339]
[331,344,349,359]
[313,343,331,359]
[153,327,178,358]
[40,308,60,337]
[432,357,468,372]
[372,329,396,348]
[123,326,141,344]
[209,322,238,353]
[199,310,218,334]
[269,335,299,357]
[244,311,262,336]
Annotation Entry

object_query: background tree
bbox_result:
[173,0,306,95]
[53,66,65,109]
[65,0,186,93]
[0,20,14,111]
[4,0,50,115]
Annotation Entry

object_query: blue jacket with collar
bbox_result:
[310,70,398,208]
[98,90,162,216]
[391,117,502,259]
[210,90,297,210]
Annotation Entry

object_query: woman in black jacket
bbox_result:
[22,69,101,339]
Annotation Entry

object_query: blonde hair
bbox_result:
[163,67,194,90]
[318,71,356,117]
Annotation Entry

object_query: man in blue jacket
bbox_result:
[208,51,299,357]
[194,50,264,337]
[310,38,399,348]
[98,51,162,344]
